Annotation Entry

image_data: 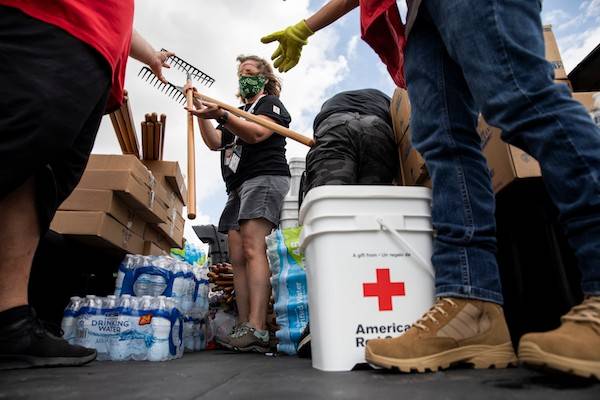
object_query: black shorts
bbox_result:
[0,6,111,232]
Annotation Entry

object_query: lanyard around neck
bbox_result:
[245,94,266,115]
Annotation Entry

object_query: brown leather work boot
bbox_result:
[365,297,517,372]
[518,296,600,379]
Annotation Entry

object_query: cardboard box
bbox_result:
[51,211,145,254]
[143,225,175,252]
[398,127,430,187]
[390,87,411,144]
[143,241,167,256]
[477,116,541,193]
[87,154,172,214]
[544,25,567,80]
[59,189,146,237]
[156,211,185,248]
[572,91,599,112]
[78,170,168,224]
[142,160,187,205]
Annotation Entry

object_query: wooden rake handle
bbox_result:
[192,91,314,147]
[186,78,197,220]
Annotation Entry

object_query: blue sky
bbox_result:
[92,1,599,246]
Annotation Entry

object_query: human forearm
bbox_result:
[129,30,173,83]
[130,30,156,65]
[197,118,222,150]
[222,114,274,144]
[305,0,359,32]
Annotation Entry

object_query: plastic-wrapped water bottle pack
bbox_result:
[61,295,183,361]
[267,227,310,355]
[183,316,208,352]
[115,255,210,319]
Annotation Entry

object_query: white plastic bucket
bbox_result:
[288,157,306,198]
[299,186,435,371]
[280,197,299,229]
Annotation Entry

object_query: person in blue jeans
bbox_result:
[262,0,600,379]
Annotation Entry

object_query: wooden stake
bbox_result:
[186,76,197,219]
[141,121,148,160]
[147,121,155,160]
[122,91,140,158]
[110,112,128,154]
[114,109,133,154]
[160,114,167,160]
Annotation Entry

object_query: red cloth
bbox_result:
[0,0,134,111]
[359,0,407,88]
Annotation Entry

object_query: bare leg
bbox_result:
[0,178,40,312]
[240,218,273,331]
[228,229,249,323]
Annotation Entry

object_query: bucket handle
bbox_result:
[376,217,435,278]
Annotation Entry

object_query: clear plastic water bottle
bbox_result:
[128,296,149,361]
[104,295,118,310]
[171,263,186,311]
[149,296,172,361]
[84,295,108,355]
[78,295,98,349]
[133,269,168,297]
[61,296,82,344]
[182,264,196,313]
[183,317,194,352]
[110,295,133,361]
[115,255,140,296]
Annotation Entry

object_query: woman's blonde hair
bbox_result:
[236,54,281,98]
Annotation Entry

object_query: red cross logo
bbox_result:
[363,268,405,311]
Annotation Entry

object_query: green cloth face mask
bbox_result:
[239,75,267,99]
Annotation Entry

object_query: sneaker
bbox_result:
[229,322,270,353]
[296,323,311,359]
[365,297,517,372]
[518,296,600,379]
[0,307,97,370]
[216,323,241,350]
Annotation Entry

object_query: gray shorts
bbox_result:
[218,175,291,233]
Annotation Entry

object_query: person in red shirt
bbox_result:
[0,1,173,369]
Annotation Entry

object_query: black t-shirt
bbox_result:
[219,95,291,192]
[312,89,393,131]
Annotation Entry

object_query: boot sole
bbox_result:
[365,342,517,373]
[215,338,234,350]
[518,341,600,380]
[0,352,97,370]
[232,344,270,353]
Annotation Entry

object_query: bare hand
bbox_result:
[149,49,175,83]
[185,100,224,120]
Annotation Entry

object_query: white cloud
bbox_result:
[542,9,569,26]
[560,24,600,72]
[347,35,360,59]
[93,0,348,231]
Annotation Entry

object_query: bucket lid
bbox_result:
[299,185,431,224]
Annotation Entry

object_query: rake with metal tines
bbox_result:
[138,53,214,219]
[138,67,189,104]
[161,49,215,87]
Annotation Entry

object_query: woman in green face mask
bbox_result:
[187,55,292,353]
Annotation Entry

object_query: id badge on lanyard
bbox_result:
[227,95,264,174]
[228,145,242,173]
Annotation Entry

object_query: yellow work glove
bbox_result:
[261,20,314,73]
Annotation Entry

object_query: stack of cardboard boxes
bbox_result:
[50,155,186,256]
[392,25,599,193]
